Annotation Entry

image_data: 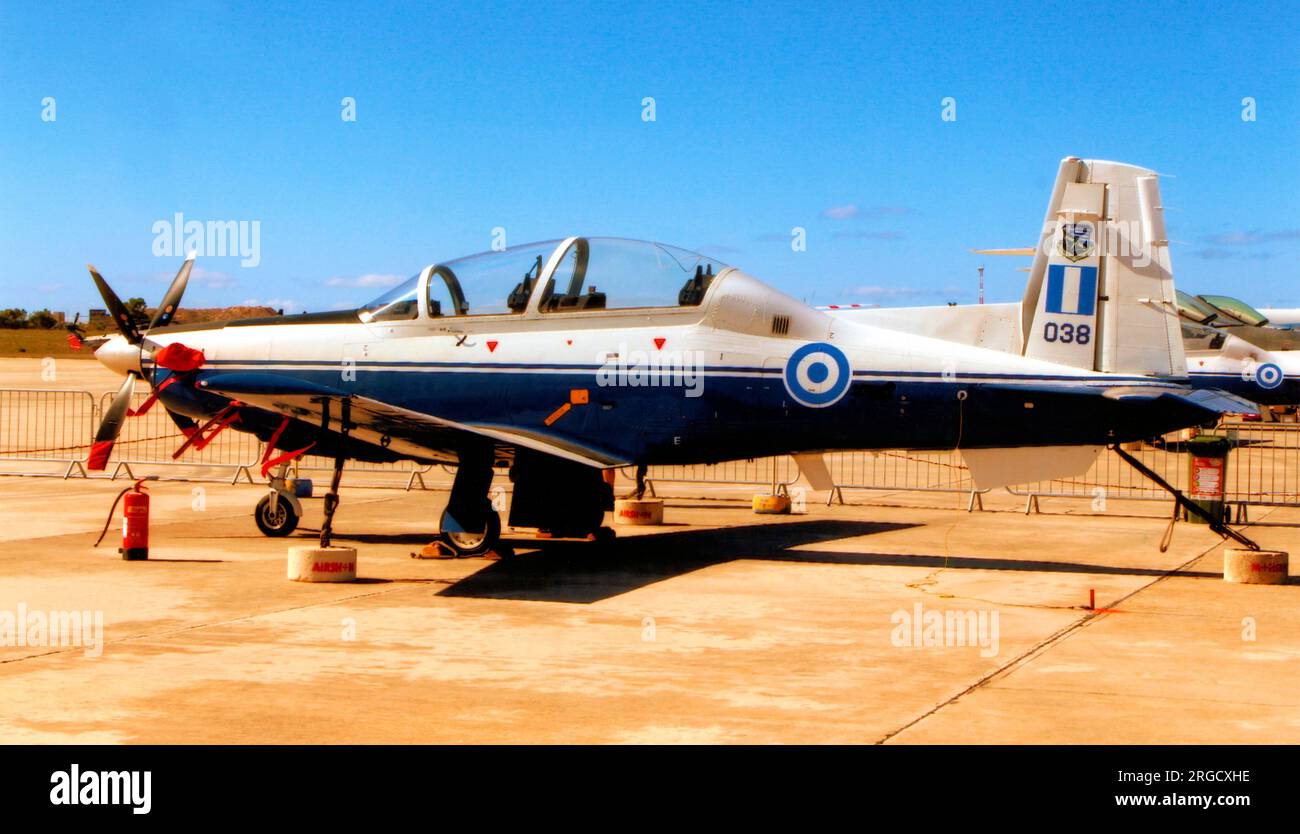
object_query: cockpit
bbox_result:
[358,237,730,323]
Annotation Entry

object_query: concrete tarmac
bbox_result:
[0,475,1295,743]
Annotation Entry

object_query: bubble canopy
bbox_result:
[359,238,730,322]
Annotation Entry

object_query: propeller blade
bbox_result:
[149,252,195,331]
[88,374,137,471]
[87,265,142,345]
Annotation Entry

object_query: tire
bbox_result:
[255,493,300,537]
[438,509,501,557]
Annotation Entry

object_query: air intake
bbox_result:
[771,315,790,335]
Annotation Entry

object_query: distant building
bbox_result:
[51,311,66,324]
[88,308,109,324]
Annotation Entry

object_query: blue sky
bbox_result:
[1,0,1297,317]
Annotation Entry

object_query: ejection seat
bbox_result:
[678,263,714,305]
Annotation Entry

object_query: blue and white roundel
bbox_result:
[784,342,851,408]
[1254,362,1284,390]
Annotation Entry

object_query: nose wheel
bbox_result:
[254,459,303,538]
[255,493,300,537]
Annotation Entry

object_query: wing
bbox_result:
[196,372,628,468]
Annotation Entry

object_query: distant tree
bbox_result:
[28,309,58,329]
[0,308,29,329]
[125,297,150,325]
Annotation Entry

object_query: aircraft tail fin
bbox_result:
[1021,158,1185,377]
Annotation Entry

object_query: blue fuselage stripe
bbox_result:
[153,362,1232,465]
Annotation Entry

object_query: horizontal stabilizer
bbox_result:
[1162,387,1259,417]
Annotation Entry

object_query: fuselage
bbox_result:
[104,261,1227,467]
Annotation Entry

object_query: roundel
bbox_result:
[783,342,851,408]
[1254,362,1284,390]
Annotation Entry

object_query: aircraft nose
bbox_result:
[94,336,142,377]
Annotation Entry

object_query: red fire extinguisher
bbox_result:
[95,478,153,561]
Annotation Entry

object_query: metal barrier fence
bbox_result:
[97,390,264,482]
[825,449,988,507]
[1006,442,1183,506]
[1006,423,1300,513]
[637,449,989,509]
[641,456,800,493]
[293,452,437,490]
[0,388,431,487]
[0,389,98,477]
[1222,423,1300,507]
[0,388,1297,513]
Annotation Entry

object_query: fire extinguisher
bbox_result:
[95,478,155,561]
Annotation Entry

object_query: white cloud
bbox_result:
[1204,228,1300,246]
[325,273,404,288]
[833,230,904,240]
[848,285,945,300]
[241,297,301,313]
[820,204,913,221]
[155,266,236,289]
[821,204,859,220]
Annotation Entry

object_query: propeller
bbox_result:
[149,254,195,330]
[65,313,85,350]
[88,374,137,470]
[88,265,142,345]
[85,253,199,470]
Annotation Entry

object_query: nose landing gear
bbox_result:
[251,400,351,545]
[255,492,300,537]
[255,462,302,537]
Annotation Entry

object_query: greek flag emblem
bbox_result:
[1044,264,1098,316]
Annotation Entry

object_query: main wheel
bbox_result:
[255,493,300,537]
[438,508,501,557]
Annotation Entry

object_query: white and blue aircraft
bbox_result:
[85,158,1254,556]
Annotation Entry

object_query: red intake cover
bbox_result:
[154,343,206,372]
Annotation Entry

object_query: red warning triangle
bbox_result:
[653,337,666,350]
[487,341,498,353]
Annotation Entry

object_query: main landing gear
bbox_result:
[435,445,616,557]
[437,442,502,557]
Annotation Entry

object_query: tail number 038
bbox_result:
[1043,322,1091,345]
